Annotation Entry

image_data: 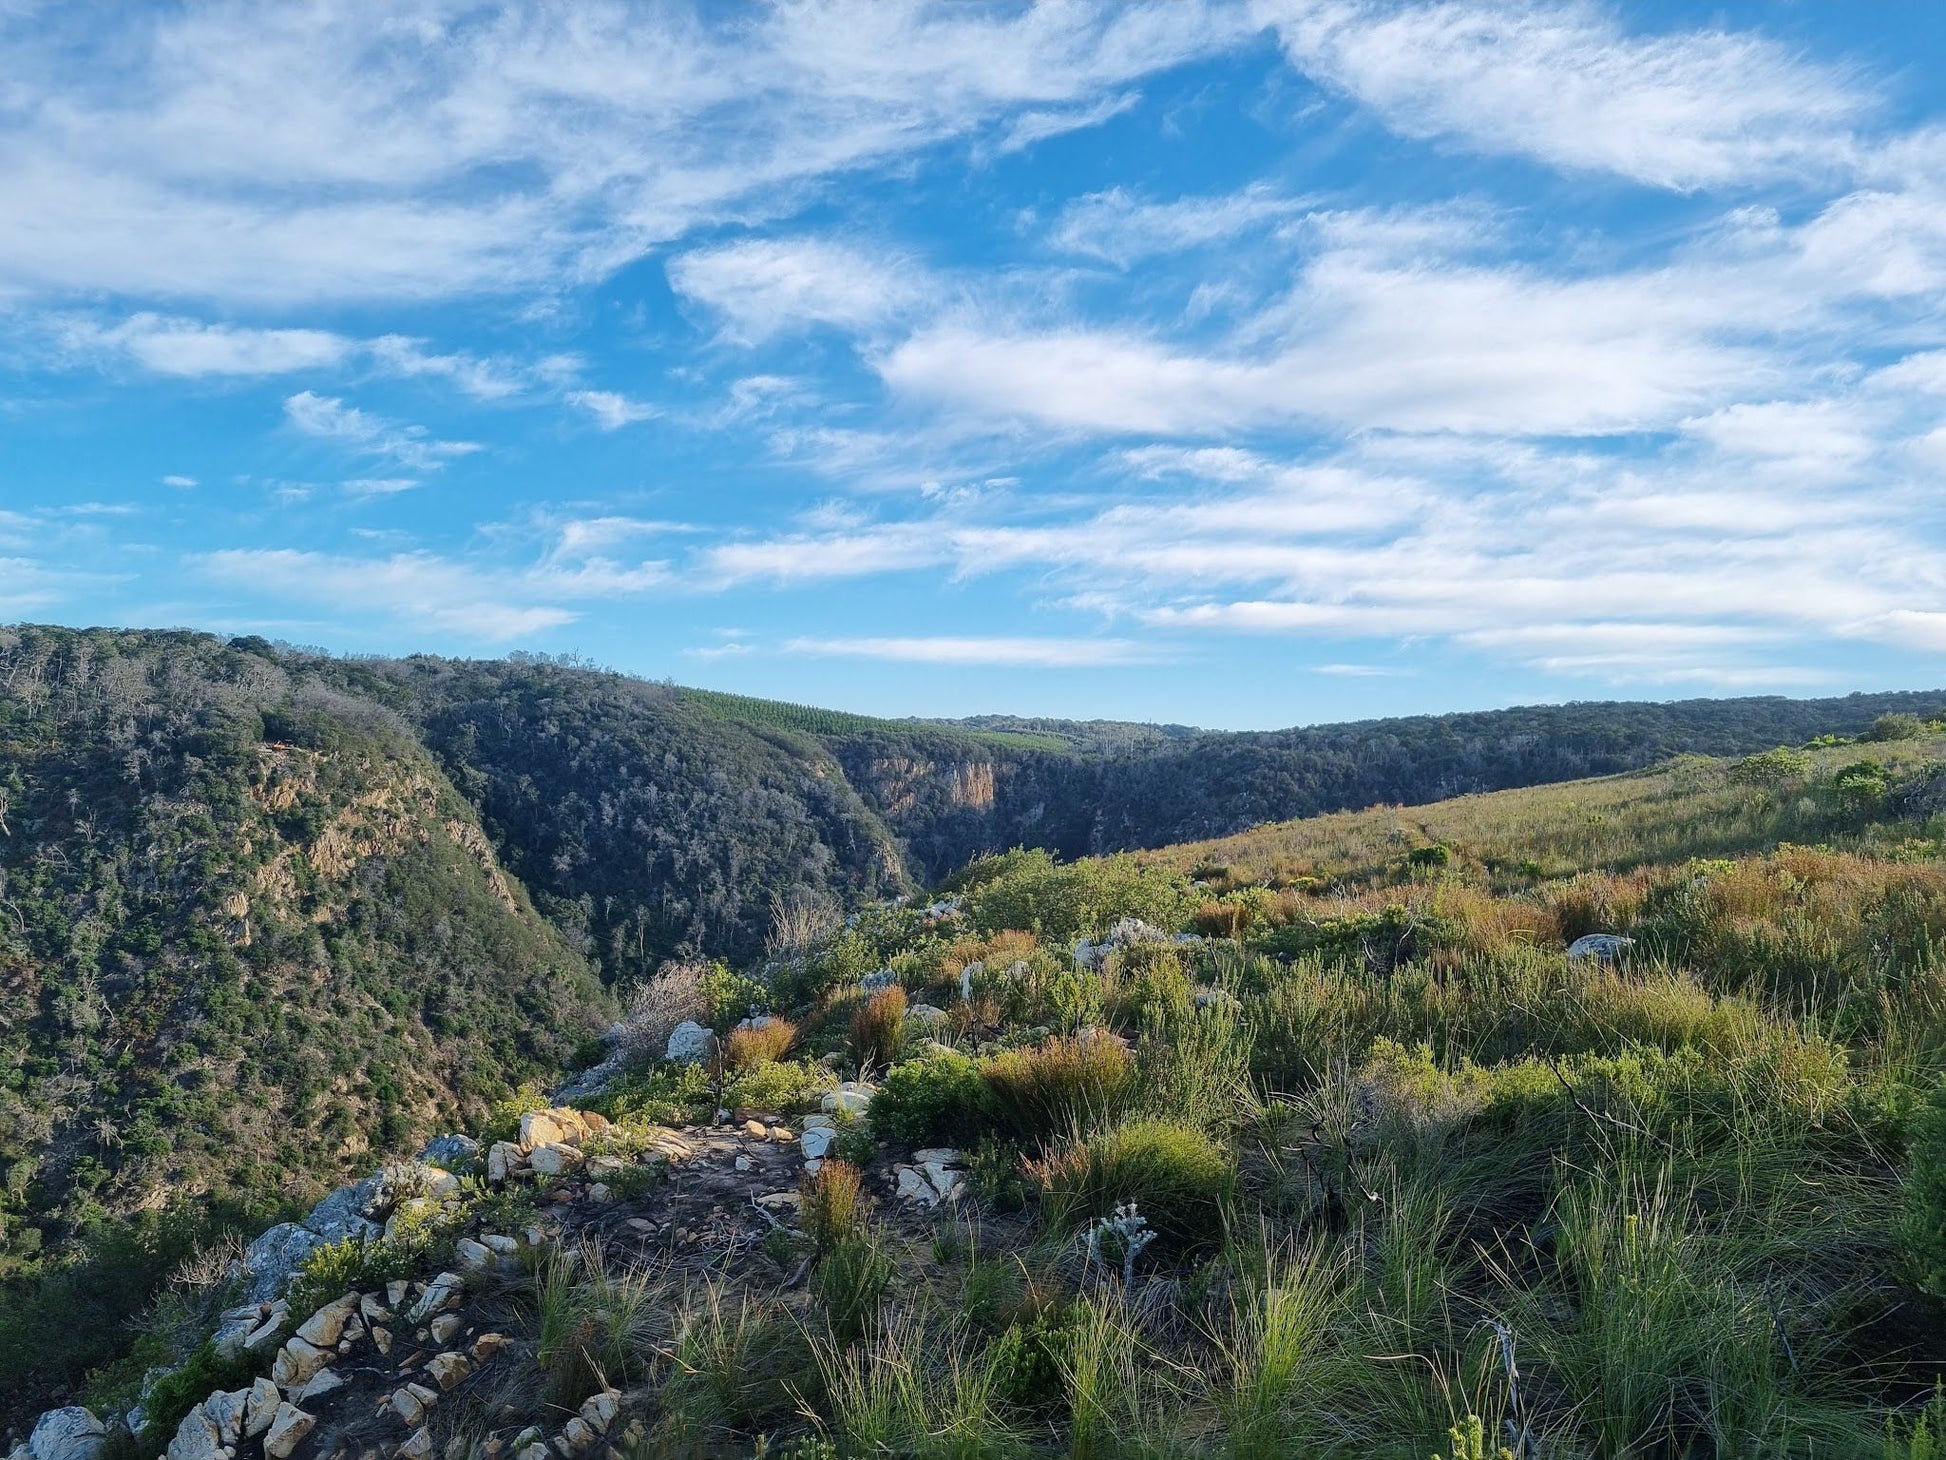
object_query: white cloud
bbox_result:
[783,635,1160,667]
[567,390,658,430]
[1259,0,1869,189]
[200,548,574,641]
[283,391,481,471]
[162,474,197,488]
[70,313,350,375]
[1051,184,1309,264]
[668,237,927,344]
[0,1,1241,305]
[366,336,525,399]
[342,478,419,497]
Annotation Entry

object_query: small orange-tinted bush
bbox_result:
[724,1016,798,1071]
[850,984,907,1068]
[1192,901,1251,940]
[983,1034,1135,1142]
[803,1158,865,1252]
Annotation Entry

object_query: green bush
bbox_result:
[983,1036,1136,1143]
[139,1341,263,1449]
[1029,1116,1232,1245]
[815,1233,892,1341]
[871,1048,997,1147]
[1901,1077,1946,1299]
[1865,713,1927,743]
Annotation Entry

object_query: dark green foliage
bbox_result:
[870,1048,996,1147]
[1868,712,1929,742]
[989,1310,1078,1410]
[814,1233,891,1341]
[1902,1077,1946,1298]
[137,1341,263,1451]
[1029,1116,1232,1245]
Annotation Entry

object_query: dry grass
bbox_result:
[849,984,907,1069]
[723,1016,797,1071]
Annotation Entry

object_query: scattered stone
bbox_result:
[202,1390,249,1445]
[389,1386,429,1427]
[471,1333,512,1360]
[396,1428,433,1460]
[527,1143,583,1177]
[293,1368,346,1403]
[799,1126,837,1160]
[820,1082,874,1117]
[164,1406,220,1460]
[912,1147,961,1165]
[625,1218,655,1233]
[755,1191,802,1209]
[270,1335,331,1387]
[241,1307,291,1353]
[803,1157,823,1177]
[262,1405,313,1460]
[768,1126,792,1142]
[561,1419,595,1453]
[244,1378,281,1439]
[894,1167,937,1207]
[579,1393,620,1434]
[426,1351,472,1389]
[665,1021,714,1063]
[454,1237,494,1271]
[296,1292,360,1347]
[372,1325,393,1355]
[588,1182,612,1202]
[406,1272,463,1323]
[387,1280,411,1307]
[734,1156,752,1173]
[481,1233,519,1255]
[907,1003,949,1029]
[802,1114,833,1130]
[430,1313,462,1343]
[487,1141,523,1183]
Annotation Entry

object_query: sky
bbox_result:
[5,1,1946,730]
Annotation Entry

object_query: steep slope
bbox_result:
[0,627,608,1406]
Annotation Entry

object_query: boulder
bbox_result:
[894,1166,938,1207]
[238,1223,327,1304]
[519,1109,574,1148]
[407,1271,464,1323]
[301,1176,384,1244]
[262,1405,314,1460]
[163,1406,220,1460]
[416,1133,480,1167]
[527,1143,583,1177]
[269,1335,331,1387]
[243,1378,281,1439]
[294,1292,359,1347]
[820,1082,874,1118]
[200,1390,248,1445]
[861,968,897,991]
[906,1003,948,1030]
[666,1021,715,1064]
[25,1409,105,1460]
[454,1237,495,1271]
[1566,933,1635,965]
[487,1141,524,1182]
[426,1352,472,1389]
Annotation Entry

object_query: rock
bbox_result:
[389,1388,428,1427]
[430,1313,463,1343]
[262,1406,313,1460]
[799,1126,836,1160]
[482,1233,519,1255]
[911,1148,961,1166]
[957,962,983,1001]
[733,1156,752,1173]
[426,1352,472,1389]
[372,1324,393,1355]
[387,1279,411,1307]
[756,1191,802,1209]
[242,1307,291,1352]
[406,1272,463,1323]
[27,1409,106,1460]
[201,1390,248,1445]
[487,1141,523,1182]
[768,1126,793,1142]
[293,1368,346,1403]
[454,1238,494,1271]
[516,1446,549,1460]
[417,1133,480,1167]
[302,1175,385,1243]
[519,1110,572,1148]
[585,1154,625,1179]
[163,1406,220,1460]
[270,1335,331,1387]
[666,1021,715,1063]
[527,1143,583,1177]
[238,1223,327,1304]
[803,1157,823,1176]
[743,1118,768,1138]
[820,1082,874,1117]
[894,1166,937,1207]
[907,1003,948,1030]
[579,1393,620,1434]
[803,1114,834,1130]
[1567,933,1636,964]
[471,1333,512,1360]
[212,1310,259,1359]
[244,1378,281,1439]
[923,1161,963,1201]
[561,1419,595,1453]
[397,1429,433,1460]
[588,1182,612,1202]
[295,1292,359,1347]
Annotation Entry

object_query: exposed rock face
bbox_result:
[416,1133,480,1167]
[239,1224,329,1305]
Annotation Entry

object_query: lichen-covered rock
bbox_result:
[239,1223,327,1303]
[666,1020,714,1063]
[25,1409,106,1460]
[163,1404,220,1460]
[406,1272,463,1323]
[416,1133,480,1167]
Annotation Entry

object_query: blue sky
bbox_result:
[5,1,1946,729]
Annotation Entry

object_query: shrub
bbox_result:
[1834,760,1894,808]
[1901,1076,1946,1298]
[137,1341,262,1449]
[1728,746,1811,788]
[286,1231,446,1320]
[983,1036,1136,1143]
[614,962,708,1067]
[870,1048,997,1147]
[803,1160,866,1254]
[725,1055,834,1114]
[1029,1115,1231,1245]
[724,1016,798,1071]
[815,1233,892,1341]
[1405,843,1453,871]
[1192,902,1251,940]
[850,985,907,1070]
[1866,712,1927,742]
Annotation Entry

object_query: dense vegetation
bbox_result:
[5,618,1945,1437]
[87,723,1946,1456]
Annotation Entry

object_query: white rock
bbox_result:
[292,1368,345,1403]
[406,1272,463,1323]
[396,1428,433,1460]
[28,1409,106,1460]
[1567,933,1636,964]
[454,1237,494,1270]
[163,1406,220,1460]
[665,1021,715,1064]
[269,1335,330,1387]
[894,1166,937,1207]
[201,1390,248,1446]
[262,1405,313,1460]
[426,1352,472,1390]
[527,1143,583,1177]
[295,1292,358,1347]
[911,1148,962,1166]
[243,1378,281,1439]
[799,1126,836,1160]
[820,1082,874,1117]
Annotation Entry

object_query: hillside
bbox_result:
[4,620,1946,1433]
[19,720,1946,1458]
